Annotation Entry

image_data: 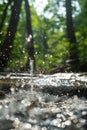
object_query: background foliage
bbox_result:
[0,0,87,73]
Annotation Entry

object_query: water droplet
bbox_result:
[26,34,32,42]
[82,111,87,115]
[64,120,71,126]
[24,123,31,129]
[0,105,2,109]
[80,119,86,124]
[9,45,12,48]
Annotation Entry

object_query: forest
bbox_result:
[0,0,87,73]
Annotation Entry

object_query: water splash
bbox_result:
[29,58,34,91]
[0,73,87,129]
[30,58,34,75]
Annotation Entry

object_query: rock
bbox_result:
[0,91,5,99]
[0,119,14,130]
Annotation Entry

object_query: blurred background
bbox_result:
[0,0,87,73]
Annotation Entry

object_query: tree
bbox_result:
[65,0,79,71]
[0,0,12,32]
[0,0,35,71]
[0,0,23,70]
[75,0,87,71]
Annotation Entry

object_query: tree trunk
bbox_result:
[0,0,12,32]
[0,0,22,70]
[65,0,79,71]
[43,17,48,55]
[24,0,35,70]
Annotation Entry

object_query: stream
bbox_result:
[0,73,87,130]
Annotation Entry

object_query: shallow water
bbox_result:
[0,73,87,130]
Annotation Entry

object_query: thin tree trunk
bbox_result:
[0,0,12,32]
[0,0,22,70]
[24,0,35,70]
[43,17,48,55]
[43,31,48,53]
[66,0,79,71]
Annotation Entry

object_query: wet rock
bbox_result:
[83,123,87,130]
[0,84,11,99]
[0,119,14,130]
[14,111,28,121]
[0,85,11,93]
[0,91,6,99]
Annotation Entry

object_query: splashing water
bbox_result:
[0,73,87,130]
[30,58,34,75]
[29,58,34,91]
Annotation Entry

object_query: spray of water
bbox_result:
[30,58,34,75]
[29,58,34,91]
